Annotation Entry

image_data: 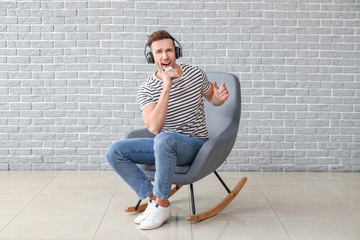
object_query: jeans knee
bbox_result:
[105,143,116,164]
[155,131,171,140]
[154,132,175,151]
[155,132,177,143]
[106,141,126,165]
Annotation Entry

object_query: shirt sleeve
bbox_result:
[200,69,211,93]
[137,85,154,110]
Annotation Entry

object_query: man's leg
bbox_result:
[106,138,155,200]
[139,132,206,230]
[152,132,207,202]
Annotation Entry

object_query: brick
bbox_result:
[9,163,32,170]
[330,165,352,172]
[181,3,203,10]
[135,2,158,9]
[204,3,226,10]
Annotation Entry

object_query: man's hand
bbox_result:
[213,81,229,102]
[161,68,180,81]
[202,81,230,106]
[156,64,181,89]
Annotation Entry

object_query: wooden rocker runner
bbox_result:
[124,72,244,222]
[125,174,247,222]
[187,174,247,221]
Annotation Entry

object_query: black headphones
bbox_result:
[144,38,183,64]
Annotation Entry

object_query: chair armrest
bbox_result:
[125,128,156,139]
[175,121,239,185]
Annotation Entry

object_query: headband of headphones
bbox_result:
[144,38,183,64]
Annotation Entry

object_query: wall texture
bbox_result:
[0,0,359,171]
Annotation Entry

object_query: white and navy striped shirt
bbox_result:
[137,64,211,139]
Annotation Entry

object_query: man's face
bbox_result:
[151,38,176,70]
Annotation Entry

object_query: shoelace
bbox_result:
[141,200,153,217]
[146,204,160,221]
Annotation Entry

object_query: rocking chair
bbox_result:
[124,72,247,221]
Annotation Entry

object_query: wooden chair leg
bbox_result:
[187,177,247,221]
[125,184,183,212]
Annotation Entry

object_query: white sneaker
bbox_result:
[139,203,171,230]
[134,200,155,224]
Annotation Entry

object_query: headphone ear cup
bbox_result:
[146,52,155,64]
[175,47,181,59]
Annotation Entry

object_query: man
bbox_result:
[106,30,229,230]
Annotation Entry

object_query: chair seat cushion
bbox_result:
[140,164,191,174]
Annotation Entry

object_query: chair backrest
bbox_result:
[170,72,241,184]
[204,72,241,139]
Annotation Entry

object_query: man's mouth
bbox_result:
[161,62,172,68]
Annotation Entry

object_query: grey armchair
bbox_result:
[125,72,247,221]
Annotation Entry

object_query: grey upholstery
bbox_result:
[125,72,241,185]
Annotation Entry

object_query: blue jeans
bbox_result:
[106,132,207,200]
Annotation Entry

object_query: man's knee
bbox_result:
[105,142,116,164]
[106,141,126,164]
[154,132,178,153]
[154,132,175,145]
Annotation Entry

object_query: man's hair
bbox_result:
[147,30,175,49]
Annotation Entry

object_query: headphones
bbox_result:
[144,38,183,64]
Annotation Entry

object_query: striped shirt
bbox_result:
[137,64,211,139]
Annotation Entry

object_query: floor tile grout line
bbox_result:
[250,172,293,240]
[91,179,121,240]
[332,186,360,217]
[0,171,62,234]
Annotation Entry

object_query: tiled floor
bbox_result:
[0,171,359,240]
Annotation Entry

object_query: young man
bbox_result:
[106,30,229,230]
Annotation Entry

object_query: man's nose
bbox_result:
[162,51,169,58]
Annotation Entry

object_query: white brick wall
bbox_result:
[0,0,359,171]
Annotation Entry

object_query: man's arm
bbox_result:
[141,87,170,135]
[141,67,180,135]
[202,81,229,106]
